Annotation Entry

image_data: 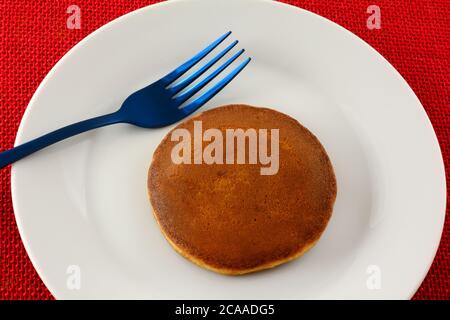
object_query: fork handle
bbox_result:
[0,111,123,169]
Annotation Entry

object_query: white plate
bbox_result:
[11,0,446,299]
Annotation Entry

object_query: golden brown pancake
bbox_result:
[148,104,337,275]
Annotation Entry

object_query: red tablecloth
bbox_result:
[0,0,448,300]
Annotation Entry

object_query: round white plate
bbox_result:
[12,0,446,299]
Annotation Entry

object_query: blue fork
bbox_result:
[0,31,250,168]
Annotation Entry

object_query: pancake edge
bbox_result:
[148,191,322,275]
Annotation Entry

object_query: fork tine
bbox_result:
[181,57,251,115]
[168,40,239,95]
[173,49,245,106]
[161,31,232,85]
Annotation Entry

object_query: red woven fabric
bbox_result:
[0,0,448,300]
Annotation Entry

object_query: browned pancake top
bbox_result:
[148,104,337,273]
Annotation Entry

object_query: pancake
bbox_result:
[148,104,337,275]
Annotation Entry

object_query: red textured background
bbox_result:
[0,0,448,300]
